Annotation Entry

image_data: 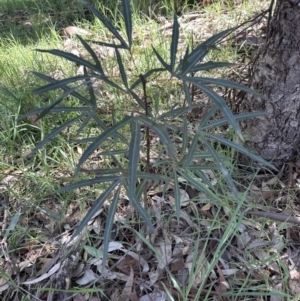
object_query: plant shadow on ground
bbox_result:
[0,0,99,45]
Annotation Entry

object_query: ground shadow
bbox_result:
[0,0,100,46]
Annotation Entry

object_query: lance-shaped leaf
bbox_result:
[97,149,129,156]
[83,67,97,108]
[115,48,128,89]
[177,28,235,75]
[204,132,276,170]
[184,133,200,168]
[33,75,92,95]
[177,45,189,74]
[130,68,165,90]
[57,175,121,192]
[76,114,93,136]
[157,104,202,120]
[183,80,192,107]
[36,49,99,72]
[102,184,121,271]
[179,171,216,199]
[128,90,147,112]
[79,0,128,49]
[32,72,94,106]
[89,71,126,92]
[35,85,82,121]
[27,115,84,158]
[138,115,175,158]
[198,106,219,128]
[186,78,243,140]
[77,115,133,171]
[122,0,132,49]
[200,111,267,130]
[77,35,104,74]
[135,172,170,182]
[91,112,129,145]
[170,13,179,72]
[128,118,141,201]
[71,180,121,239]
[173,170,180,221]
[152,46,171,72]
[189,61,235,73]
[193,169,216,192]
[201,134,239,199]
[189,76,269,100]
[124,182,156,233]
[181,116,188,155]
[18,107,92,120]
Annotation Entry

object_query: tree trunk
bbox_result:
[242,0,300,165]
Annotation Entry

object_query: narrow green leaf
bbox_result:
[32,72,94,106]
[122,0,132,49]
[157,104,203,120]
[36,85,81,121]
[71,180,121,239]
[89,72,126,92]
[178,28,235,75]
[186,79,243,140]
[191,76,269,100]
[138,115,175,158]
[97,149,129,156]
[185,164,219,170]
[193,169,216,192]
[57,176,120,192]
[179,171,216,199]
[77,35,104,74]
[115,48,128,88]
[183,81,192,107]
[135,172,170,182]
[80,1,128,49]
[200,111,267,130]
[201,134,239,198]
[36,206,60,220]
[188,28,234,63]
[3,210,20,242]
[152,46,171,72]
[181,117,188,155]
[79,115,93,138]
[36,49,99,72]
[199,106,219,128]
[204,132,276,170]
[84,68,97,107]
[130,193,156,233]
[173,170,180,221]
[176,45,189,74]
[34,75,92,95]
[135,179,147,199]
[170,13,179,72]
[130,68,165,90]
[84,246,103,258]
[189,62,235,73]
[102,185,121,269]
[27,115,83,157]
[185,133,200,168]
[77,115,133,170]
[129,90,147,112]
[128,118,141,200]
[18,107,92,120]
[91,112,129,145]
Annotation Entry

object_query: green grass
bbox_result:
[1,0,297,300]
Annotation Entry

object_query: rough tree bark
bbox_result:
[242,0,300,165]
